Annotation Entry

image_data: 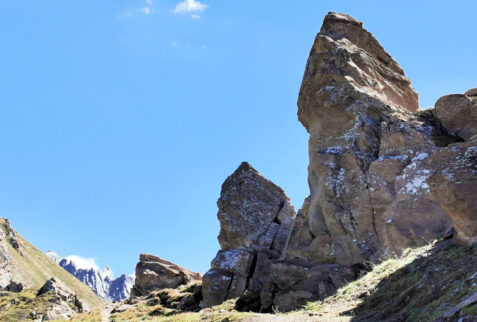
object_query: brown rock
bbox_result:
[131,254,201,296]
[286,11,452,266]
[465,88,477,97]
[202,12,476,312]
[435,92,477,141]
[429,140,477,245]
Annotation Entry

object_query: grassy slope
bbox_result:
[1,218,102,308]
[304,239,477,321]
[80,239,476,321]
[0,288,57,321]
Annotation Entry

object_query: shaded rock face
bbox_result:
[202,162,355,311]
[131,254,201,297]
[286,12,453,266]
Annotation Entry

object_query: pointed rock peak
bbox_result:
[217,162,294,251]
[298,12,419,133]
[236,161,256,173]
[226,161,281,193]
[320,12,399,72]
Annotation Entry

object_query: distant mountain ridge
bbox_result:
[46,250,134,302]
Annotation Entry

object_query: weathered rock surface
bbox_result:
[286,12,453,267]
[202,162,355,311]
[202,12,477,312]
[435,90,477,141]
[217,162,294,252]
[428,90,477,245]
[37,277,88,320]
[131,254,201,297]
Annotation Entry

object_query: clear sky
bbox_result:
[0,0,475,276]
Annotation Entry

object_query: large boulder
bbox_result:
[131,254,201,297]
[435,90,477,141]
[37,277,88,320]
[202,162,354,310]
[285,12,453,266]
[217,162,293,252]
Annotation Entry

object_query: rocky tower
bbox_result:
[285,12,453,266]
[202,12,477,312]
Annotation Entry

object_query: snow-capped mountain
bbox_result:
[46,251,134,302]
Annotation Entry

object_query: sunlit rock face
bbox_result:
[131,254,201,297]
[286,12,453,266]
[202,12,477,312]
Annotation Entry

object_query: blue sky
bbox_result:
[0,0,475,276]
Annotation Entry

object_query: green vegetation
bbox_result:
[0,288,57,321]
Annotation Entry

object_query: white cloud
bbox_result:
[63,255,99,271]
[141,7,152,15]
[122,0,155,17]
[173,0,207,18]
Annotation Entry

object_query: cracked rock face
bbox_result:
[202,162,354,311]
[285,12,453,266]
[202,12,476,312]
[203,162,297,307]
[216,162,293,252]
[429,89,477,246]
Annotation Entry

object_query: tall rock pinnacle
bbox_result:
[286,12,452,266]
